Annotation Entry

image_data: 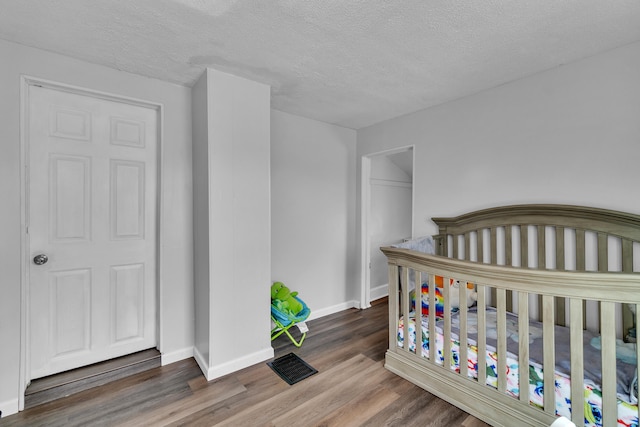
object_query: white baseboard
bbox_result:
[204,347,274,381]
[0,398,19,418]
[161,346,194,366]
[370,284,389,302]
[307,300,358,321]
[193,346,208,378]
[193,346,275,382]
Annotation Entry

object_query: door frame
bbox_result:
[18,76,164,410]
[359,146,414,309]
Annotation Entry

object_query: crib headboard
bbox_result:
[431,204,640,333]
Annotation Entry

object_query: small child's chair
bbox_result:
[270,296,311,347]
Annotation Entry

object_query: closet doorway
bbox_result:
[360,147,413,308]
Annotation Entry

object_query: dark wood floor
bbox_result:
[2,298,489,427]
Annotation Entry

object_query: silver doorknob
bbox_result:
[33,254,48,265]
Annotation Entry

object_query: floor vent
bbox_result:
[267,352,318,385]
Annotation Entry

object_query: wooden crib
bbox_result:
[380,205,640,427]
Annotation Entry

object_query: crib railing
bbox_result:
[383,246,640,427]
[432,204,640,339]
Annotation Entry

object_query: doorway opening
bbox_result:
[360,146,414,309]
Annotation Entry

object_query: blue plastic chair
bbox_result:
[270,296,311,347]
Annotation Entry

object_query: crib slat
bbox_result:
[497,288,507,394]
[556,227,567,326]
[465,232,471,261]
[459,283,468,379]
[596,233,608,334]
[428,274,437,365]
[477,285,487,386]
[575,230,586,328]
[453,234,459,260]
[520,225,529,268]
[402,267,410,356]
[490,227,497,265]
[597,232,608,272]
[388,263,399,354]
[569,298,585,427]
[556,226,565,270]
[576,229,586,271]
[622,238,633,272]
[490,228,498,305]
[537,225,546,269]
[517,292,530,404]
[442,234,449,257]
[478,229,484,263]
[415,271,423,359]
[622,239,634,338]
[537,226,546,323]
[505,225,513,266]
[600,301,617,427]
[542,295,555,414]
[505,226,514,313]
[443,277,452,371]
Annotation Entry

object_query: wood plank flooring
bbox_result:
[2,298,489,427]
[24,349,161,409]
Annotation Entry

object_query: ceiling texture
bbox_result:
[2,0,640,129]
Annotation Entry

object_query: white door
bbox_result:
[27,84,158,380]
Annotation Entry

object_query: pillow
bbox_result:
[392,236,435,254]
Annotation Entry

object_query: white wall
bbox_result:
[192,70,211,366]
[370,154,412,182]
[358,41,640,239]
[271,110,358,316]
[0,39,194,416]
[193,69,273,380]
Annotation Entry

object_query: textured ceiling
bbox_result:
[2,1,640,129]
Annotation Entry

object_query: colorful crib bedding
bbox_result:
[398,307,639,427]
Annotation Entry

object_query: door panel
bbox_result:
[50,155,91,241]
[111,160,145,239]
[111,263,145,343]
[50,269,92,357]
[28,85,158,380]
